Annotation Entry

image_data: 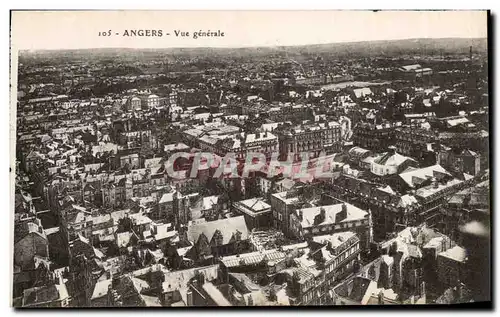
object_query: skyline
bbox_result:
[11,10,488,50]
[17,37,489,53]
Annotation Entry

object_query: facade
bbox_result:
[290,232,361,305]
[437,246,468,289]
[270,191,301,237]
[394,127,438,157]
[277,121,342,160]
[267,104,311,122]
[218,132,279,160]
[438,148,481,176]
[139,94,160,109]
[14,221,49,270]
[126,97,142,111]
[352,122,401,151]
[289,203,372,250]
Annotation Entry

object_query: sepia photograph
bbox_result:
[9,10,491,308]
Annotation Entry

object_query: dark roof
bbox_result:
[348,276,373,302]
[111,275,154,307]
[22,285,61,306]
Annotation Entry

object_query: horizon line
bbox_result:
[17,36,487,53]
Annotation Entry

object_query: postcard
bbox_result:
[10,10,490,308]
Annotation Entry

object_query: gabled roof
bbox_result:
[187,216,249,245]
[116,231,139,248]
[91,279,112,300]
[399,164,451,188]
[439,245,467,263]
[334,276,377,304]
[298,203,367,228]
[22,283,69,307]
[14,221,47,244]
[373,152,415,167]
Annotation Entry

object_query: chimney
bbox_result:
[186,289,194,306]
[458,281,464,299]
[453,284,460,300]
[198,273,206,285]
[57,272,64,285]
[112,275,121,288]
[388,146,396,155]
[335,203,348,223]
[314,207,326,225]
[326,240,333,251]
[378,291,384,305]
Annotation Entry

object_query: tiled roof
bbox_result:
[221,249,287,268]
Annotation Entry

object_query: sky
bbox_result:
[11,10,488,50]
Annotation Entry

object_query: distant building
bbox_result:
[140,94,160,109]
[126,96,142,111]
[351,87,373,100]
[398,64,433,79]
